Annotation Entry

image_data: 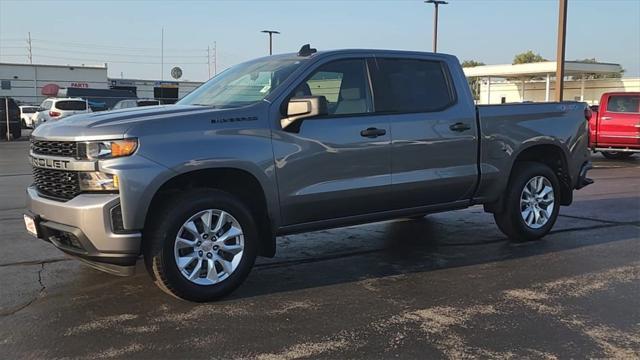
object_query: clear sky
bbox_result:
[1,0,638,81]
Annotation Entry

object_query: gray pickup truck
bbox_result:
[25,46,593,301]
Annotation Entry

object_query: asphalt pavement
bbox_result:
[0,133,638,359]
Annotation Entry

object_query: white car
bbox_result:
[112,98,160,110]
[33,98,91,128]
[19,105,39,128]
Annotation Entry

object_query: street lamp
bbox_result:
[424,0,448,53]
[261,30,280,55]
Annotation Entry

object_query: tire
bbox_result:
[493,161,560,242]
[11,126,21,140]
[143,189,258,302]
[602,151,634,160]
[21,119,27,129]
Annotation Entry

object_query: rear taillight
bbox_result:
[49,111,61,117]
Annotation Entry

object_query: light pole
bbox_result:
[424,0,448,53]
[261,30,280,55]
[555,0,568,101]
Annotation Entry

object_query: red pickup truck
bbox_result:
[589,92,640,159]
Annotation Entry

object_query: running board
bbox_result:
[594,147,640,153]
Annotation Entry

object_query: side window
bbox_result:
[371,58,455,113]
[607,95,640,113]
[293,59,372,116]
[41,101,52,110]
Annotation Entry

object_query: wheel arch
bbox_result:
[485,141,573,213]
[144,167,277,258]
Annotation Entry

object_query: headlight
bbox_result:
[83,139,137,159]
[78,172,119,191]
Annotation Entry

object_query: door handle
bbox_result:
[601,116,612,120]
[449,122,471,132]
[360,127,387,138]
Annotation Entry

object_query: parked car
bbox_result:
[0,97,21,139]
[32,97,92,128]
[19,105,39,128]
[25,47,593,301]
[588,92,640,159]
[111,98,161,110]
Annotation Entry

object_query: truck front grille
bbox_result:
[31,139,77,158]
[32,167,80,200]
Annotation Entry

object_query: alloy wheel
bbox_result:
[520,176,555,229]
[173,209,244,285]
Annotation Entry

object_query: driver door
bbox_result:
[272,58,393,225]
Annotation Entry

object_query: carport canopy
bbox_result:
[463,61,623,102]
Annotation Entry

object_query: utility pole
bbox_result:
[207,45,211,78]
[261,30,280,55]
[161,27,164,81]
[555,0,568,101]
[424,0,447,53]
[27,32,33,64]
[213,41,217,75]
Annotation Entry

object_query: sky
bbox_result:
[0,0,639,82]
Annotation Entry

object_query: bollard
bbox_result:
[4,97,11,141]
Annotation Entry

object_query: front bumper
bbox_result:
[27,186,141,276]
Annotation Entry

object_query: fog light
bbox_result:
[110,204,126,233]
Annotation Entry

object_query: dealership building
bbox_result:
[0,62,203,106]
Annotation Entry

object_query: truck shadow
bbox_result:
[226,196,639,301]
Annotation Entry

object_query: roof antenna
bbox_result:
[298,44,317,57]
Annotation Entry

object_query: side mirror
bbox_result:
[280,96,328,130]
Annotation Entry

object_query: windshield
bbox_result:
[178,57,304,108]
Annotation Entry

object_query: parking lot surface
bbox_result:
[1,134,639,359]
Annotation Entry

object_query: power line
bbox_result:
[29,38,206,52]
[31,54,207,65]
[27,46,207,58]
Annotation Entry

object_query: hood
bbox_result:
[31,105,220,141]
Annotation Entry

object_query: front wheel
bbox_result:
[602,151,634,160]
[143,189,258,302]
[493,162,560,242]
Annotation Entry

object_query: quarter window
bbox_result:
[292,59,372,116]
[607,95,640,113]
[371,58,455,113]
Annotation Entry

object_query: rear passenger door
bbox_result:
[369,57,478,208]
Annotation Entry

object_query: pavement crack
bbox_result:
[0,263,47,317]
[0,257,69,268]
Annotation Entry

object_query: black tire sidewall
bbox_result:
[505,162,561,241]
[602,151,633,160]
[146,189,258,302]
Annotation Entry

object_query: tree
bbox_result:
[461,60,485,100]
[571,58,624,79]
[513,51,546,65]
[461,59,485,68]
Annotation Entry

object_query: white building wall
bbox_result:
[0,63,108,105]
[479,77,640,105]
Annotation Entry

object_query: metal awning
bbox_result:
[463,61,622,78]
[463,61,623,104]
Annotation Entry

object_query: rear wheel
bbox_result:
[493,162,560,242]
[143,189,258,302]
[602,151,634,160]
